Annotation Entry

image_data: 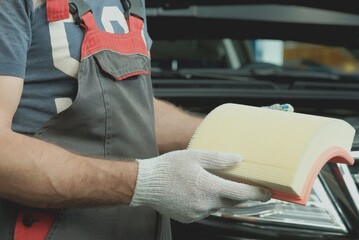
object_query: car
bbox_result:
[145,1,359,239]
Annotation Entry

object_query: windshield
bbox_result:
[151,39,359,75]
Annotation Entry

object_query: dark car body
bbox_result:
[146,1,359,239]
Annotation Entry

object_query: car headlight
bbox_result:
[349,151,359,187]
[212,163,359,234]
[213,177,347,232]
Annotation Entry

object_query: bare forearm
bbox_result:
[154,98,203,154]
[0,129,137,208]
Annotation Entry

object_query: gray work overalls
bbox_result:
[0,0,171,239]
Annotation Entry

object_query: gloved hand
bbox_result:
[262,103,294,112]
[130,149,271,223]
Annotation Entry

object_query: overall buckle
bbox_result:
[69,0,92,25]
[120,0,132,19]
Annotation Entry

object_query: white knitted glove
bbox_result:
[130,150,271,223]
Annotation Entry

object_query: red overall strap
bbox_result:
[46,0,70,22]
[14,210,59,240]
[80,12,150,59]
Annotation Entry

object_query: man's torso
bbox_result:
[7,0,152,134]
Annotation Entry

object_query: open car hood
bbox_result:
[146,0,359,14]
[146,0,359,47]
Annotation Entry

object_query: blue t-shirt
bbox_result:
[0,0,152,134]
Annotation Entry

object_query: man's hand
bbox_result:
[130,150,271,223]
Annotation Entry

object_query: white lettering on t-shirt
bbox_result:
[49,15,80,79]
[101,6,129,33]
[55,98,73,113]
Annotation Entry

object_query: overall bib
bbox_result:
[0,0,171,239]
